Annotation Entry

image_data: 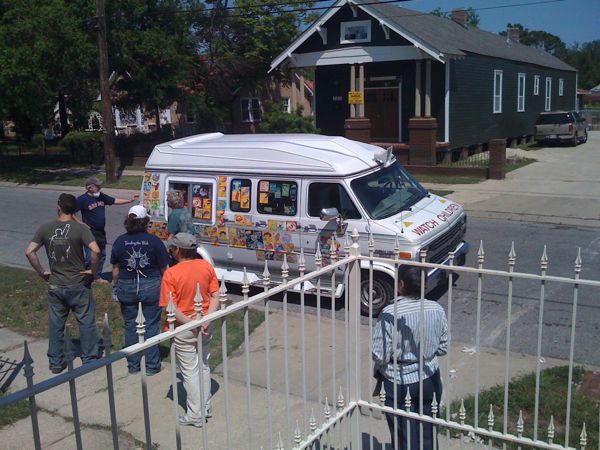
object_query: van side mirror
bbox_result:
[320,207,348,237]
[320,207,340,221]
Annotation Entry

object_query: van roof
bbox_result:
[146,133,387,176]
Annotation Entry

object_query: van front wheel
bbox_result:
[360,273,394,317]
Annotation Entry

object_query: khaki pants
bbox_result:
[174,328,212,420]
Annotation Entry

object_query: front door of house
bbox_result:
[365,87,400,142]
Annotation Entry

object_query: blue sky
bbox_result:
[317,0,600,45]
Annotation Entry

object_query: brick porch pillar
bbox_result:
[344,118,371,143]
[489,138,506,179]
[408,117,437,165]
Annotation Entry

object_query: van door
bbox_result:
[301,180,365,273]
[249,177,303,278]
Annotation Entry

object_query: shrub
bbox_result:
[259,102,319,134]
[60,131,103,163]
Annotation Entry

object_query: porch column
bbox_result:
[358,64,365,118]
[350,64,356,118]
[415,61,422,117]
[299,74,305,113]
[344,63,371,143]
[425,59,431,117]
[444,59,450,143]
[291,71,298,112]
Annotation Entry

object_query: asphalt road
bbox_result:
[1,185,599,366]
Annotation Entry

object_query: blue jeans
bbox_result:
[47,283,99,369]
[84,245,106,280]
[116,276,162,373]
[384,369,442,450]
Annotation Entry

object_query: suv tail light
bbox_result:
[568,124,573,132]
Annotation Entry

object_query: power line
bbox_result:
[106,0,567,21]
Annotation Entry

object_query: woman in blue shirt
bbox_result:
[111,205,170,375]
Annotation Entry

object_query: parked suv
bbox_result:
[534,111,588,146]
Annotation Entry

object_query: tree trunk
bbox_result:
[58,93,69,137]
[154,104,161,131]
[96,0,117,183]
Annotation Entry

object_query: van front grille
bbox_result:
[426,218,465,264]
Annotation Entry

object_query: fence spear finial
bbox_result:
[574,247,582,273]
[547,415,555,443]
[488,404,495,431]
[309,409,317,432]
[516,410,524,437]
[315,242,322,269]
[219,276,227,309]
[337,386,345,409]
[102,312,112,356]
[294,420,302,444]
[579,422,587,448]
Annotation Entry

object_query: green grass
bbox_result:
[517,141,544,151]
[0,393,30,428]
[414,174,484,184]
[507,157,536,173]
[449,366,598,449]
[0,265,264,371]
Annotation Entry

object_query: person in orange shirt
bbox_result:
[159,233,220,428]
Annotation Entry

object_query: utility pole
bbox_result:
[96,0,117,183]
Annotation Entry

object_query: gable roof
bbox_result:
[271,0,575,72]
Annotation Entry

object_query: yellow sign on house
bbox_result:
[348,91,364,105]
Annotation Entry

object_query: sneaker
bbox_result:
[50,364,67,374]
[178,415,205,428]
[146,365,162,377]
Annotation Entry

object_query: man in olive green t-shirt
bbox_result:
[25,193,101,374]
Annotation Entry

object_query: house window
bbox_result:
[340,20,371,44]
[493,70,503,113]
[517,73,526,112]
[230,178,251,212]
[281,97,291,113]
[559,78,564,96]
[533,75,540,95]
[185,113,196,124]
[257,180,297,216]
[545,77,552,111]
[241,98,261,123]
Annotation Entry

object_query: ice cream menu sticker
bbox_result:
[142,172,161,215]
[192,183,213,221]
[218,176,227,199]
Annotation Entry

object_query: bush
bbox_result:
[31,133,44,148]
[259,102,319,134]
[59,131,103,163]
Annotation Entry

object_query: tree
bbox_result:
[0,0,97,138]
[565,40,600,90]
[107,0,201,129]
[185,0,316,126]
[259,103,318,133]
[430,7,480,27]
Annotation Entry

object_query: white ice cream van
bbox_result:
[141,133,468,315]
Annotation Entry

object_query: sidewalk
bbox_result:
[1,309,587,450]
[422,133,600,228]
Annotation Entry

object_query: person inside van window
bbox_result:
[167,190,195,238]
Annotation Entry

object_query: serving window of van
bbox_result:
[257,180,297,216]
[167,179,216,224]
[230,178,252,212]
[308,182,361,219]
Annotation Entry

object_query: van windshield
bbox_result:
[350,162,428,220]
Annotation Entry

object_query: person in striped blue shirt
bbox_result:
[372,266,448,450]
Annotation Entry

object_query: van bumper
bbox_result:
[426,240,469,292]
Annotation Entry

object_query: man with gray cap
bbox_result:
[77,176,138,280]
[159,232,220,427]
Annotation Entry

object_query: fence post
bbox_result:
[488,139,506,179]
[347,228,361,448]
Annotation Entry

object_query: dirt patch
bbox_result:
[580,371,600,400]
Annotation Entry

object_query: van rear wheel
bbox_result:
[360,272,394,317]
